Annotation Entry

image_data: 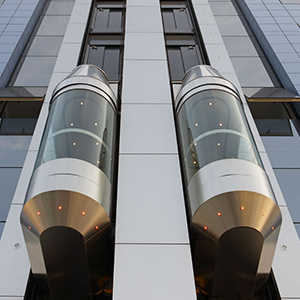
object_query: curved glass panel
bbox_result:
[178,89,262,182]
[36,89,116,180]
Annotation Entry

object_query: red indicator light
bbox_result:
[204,226,208,230]
[81,212,85,216]
[95,226,99,230]
[272,227,275,230]
[217,212,221,216]
[240,206,245,211]
[37,211,41,215]
[262,212,266,216]
[58,206,62,210]
[28,226,31,229]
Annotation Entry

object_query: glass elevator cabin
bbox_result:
[20,65,117,300]
[175,65,282,300]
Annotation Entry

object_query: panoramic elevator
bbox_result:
[175,65,282,300]
[21,65,117,299]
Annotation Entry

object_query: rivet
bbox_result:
[281,244,288,251]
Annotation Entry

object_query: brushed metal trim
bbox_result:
[27,158,112,215]
[187,159,274,217]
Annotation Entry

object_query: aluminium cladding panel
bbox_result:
[122,60,172,104]
[116,155,189,244]
[0,205,30,297]
[113,244,197,300]
[119,104,178,154]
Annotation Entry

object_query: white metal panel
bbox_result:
[0,298,24,300]
[198,24,224,44]
[62,22,87,43]
[193,4,216,25]
[126,6,163,33]
[119,104,178,154]
[122,60,172,104]
[126,0,159,6]
[28,102,49,151]
[12,151,37,204]
[124,32,166,60]
[0,205,30,297]
[272,206,300,298]
[52,43,82,73]
[68,3,91,24]
[113,244,197,300]
[116,154,189,244]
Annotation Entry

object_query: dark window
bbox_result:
[92,7,124,32]
[248,102,294,136]
[81,2,125,82]
[161,1,208,82]
[162,6,193,33]
[0,101,43,135]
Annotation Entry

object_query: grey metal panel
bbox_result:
[214,15,249,35]
[119,104,178,154]
[27,36,63,55]
[14,56,57,86]
[273,169,300,222]
[0,136,31,167]
[222,36,260,56]
[0,168,22,221]
[126,6,163,33]
[46,2,74,15]
[272,206,300,298]
[122,60,172,104]
[0,205,30,297]
[124,33,166,60]
[116,155,189,244]
[37,16,70,35]
[113,244,197,300]
[230,57,275,87]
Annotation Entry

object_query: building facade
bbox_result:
[0,0,300,299]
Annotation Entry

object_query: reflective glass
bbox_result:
[0,222,4,240]
[0,101,42,134]
[0,168,22,221]
[0,136,31,167]
[36,90,116,180]
[178,89,262,182]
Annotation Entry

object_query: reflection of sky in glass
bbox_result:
[178,89,262,182]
